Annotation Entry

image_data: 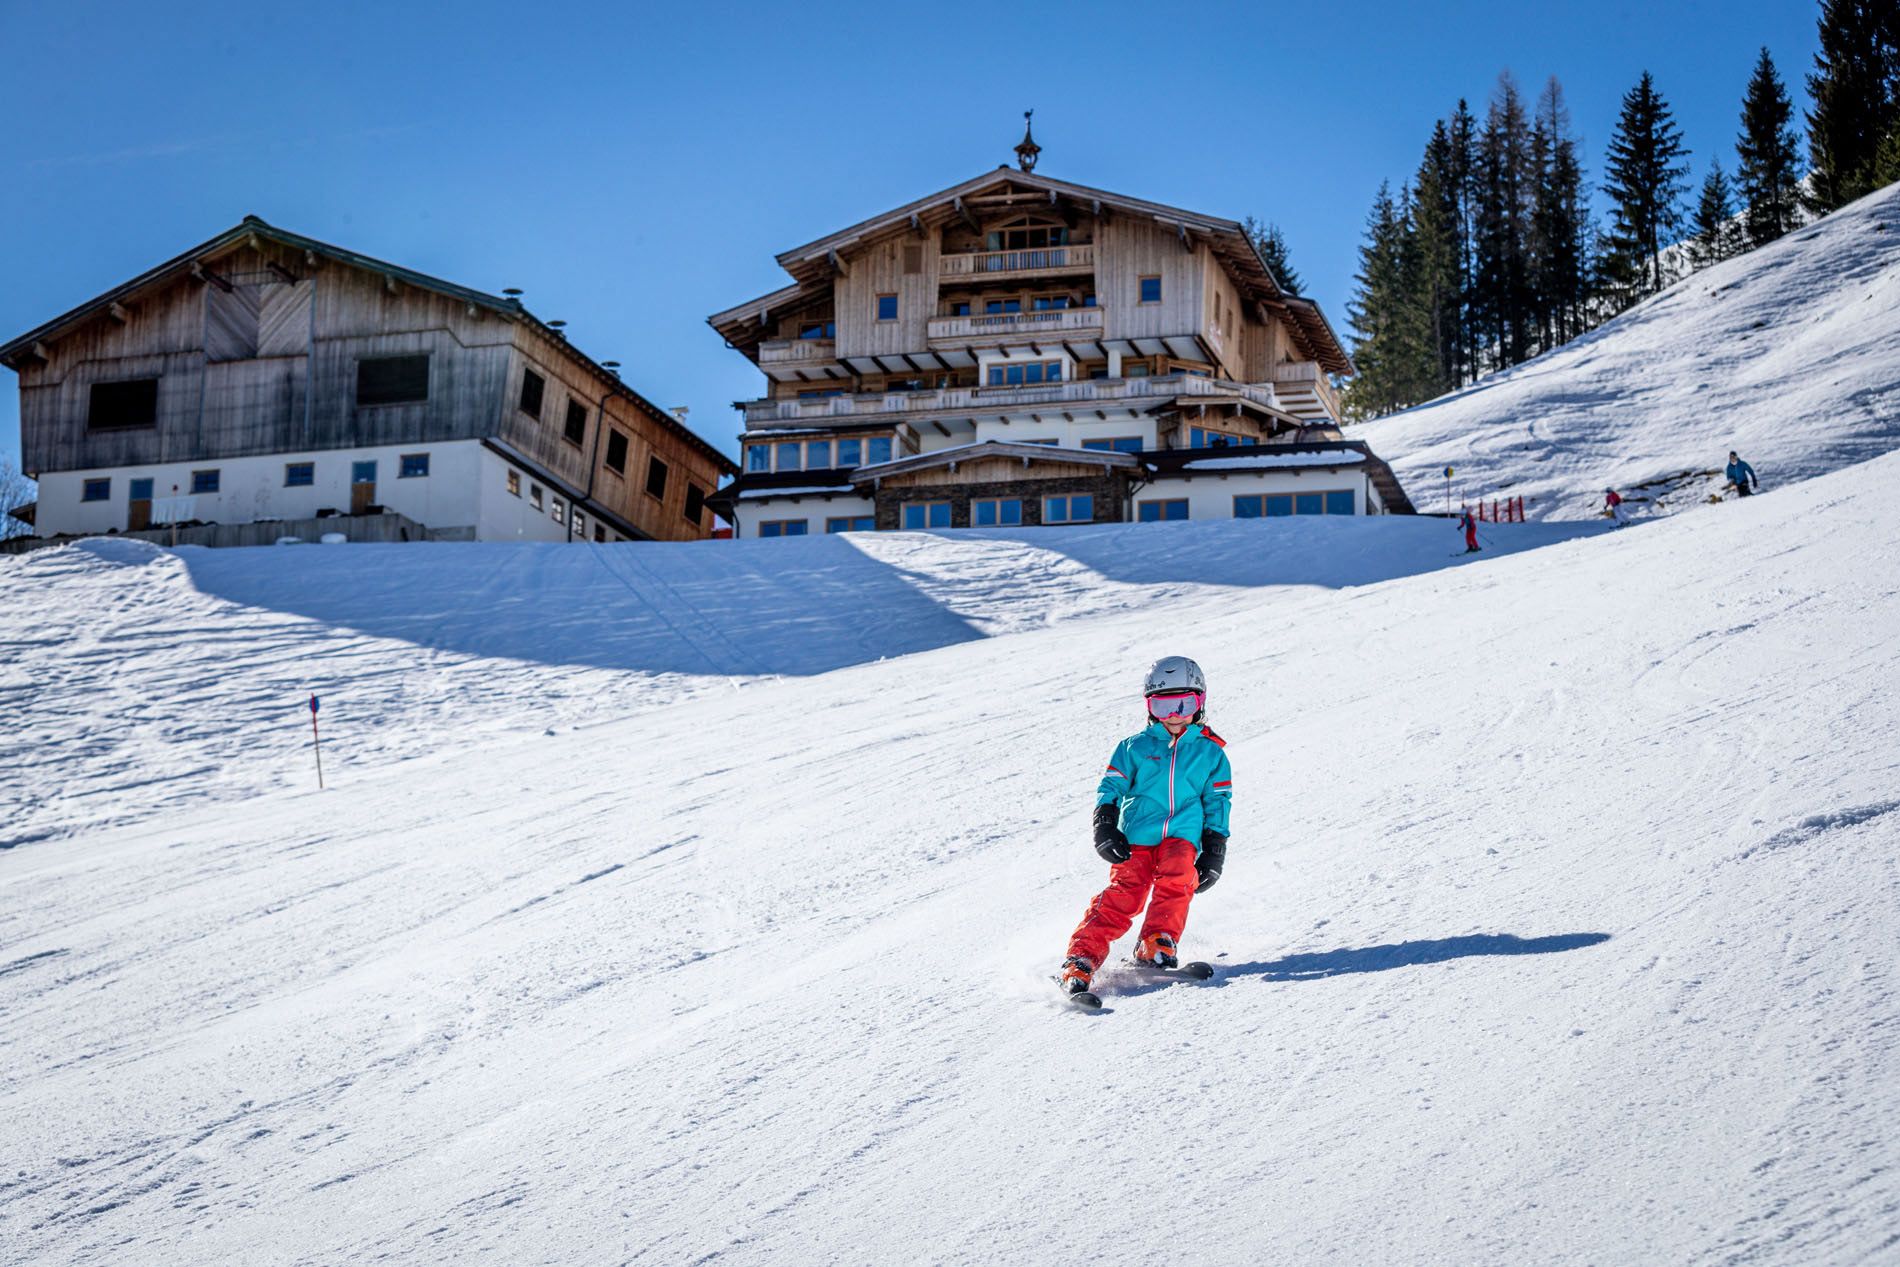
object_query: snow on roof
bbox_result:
[736,485,855,500]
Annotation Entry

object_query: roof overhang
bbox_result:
[849,439,1139,484]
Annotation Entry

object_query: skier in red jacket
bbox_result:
[1604,488,1627,527]
[1458,509,1480,553]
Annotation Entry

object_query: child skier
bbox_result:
[1725,451,1759,497]
[1458,509,1481,553]
[1059,656,1232,996]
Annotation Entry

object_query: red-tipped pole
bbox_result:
[309,693,324,789]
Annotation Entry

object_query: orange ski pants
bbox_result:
[1066,837,1199,967]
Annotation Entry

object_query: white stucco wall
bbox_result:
[35,440,487,538]
[1140,468,1375,519]
[729,492,876,538]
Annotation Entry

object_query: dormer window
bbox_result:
[798,320,835,340]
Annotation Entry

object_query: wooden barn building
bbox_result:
[707,124,1412,537]
[1,217,733,545]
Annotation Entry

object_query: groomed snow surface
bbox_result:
[3,450,1897,1264]
[1366,181,1900,521]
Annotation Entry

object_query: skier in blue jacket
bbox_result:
[1725,451,1759,497]
[1059,655,1232,996]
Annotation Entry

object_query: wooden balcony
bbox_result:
[1270,360,1342,420]
[743,372,1281,425]
[938,242,1095,279]
[925,306,1104,345]
[758,337,839,367]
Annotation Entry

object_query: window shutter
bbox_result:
[903,244,924,275]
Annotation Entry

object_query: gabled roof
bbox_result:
[1,216,734,475]
[707,168,1351,374]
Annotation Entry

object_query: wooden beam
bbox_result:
[909,212,923,233]
[191,262,233,293]
[384,273,399,295]
[1178,223,1193,252]
[934,420,951,437]
[107,301,131,325]
[267,261,298,284]
[826,248,848,278]
[954,196,979,233]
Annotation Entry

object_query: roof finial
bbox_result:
[1014,109,1041,173]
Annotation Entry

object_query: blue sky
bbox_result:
[0,0,1822,470]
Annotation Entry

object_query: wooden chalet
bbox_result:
[707,121,1412,537]
[1,217,734,545]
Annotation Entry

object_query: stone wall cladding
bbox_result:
[874,471,1128,530]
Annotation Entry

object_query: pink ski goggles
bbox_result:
[1146,691,1204,720]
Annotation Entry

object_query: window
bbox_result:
[776,441,803,472]
[1033,294,1072,311]
[564,400,588,446]
[1020,438,1060,445]
[1043,494,1093,524]
[972,498,1022,526]
[948,301,972,317]
[902,501,952,530]
[573,511,586,537]
[826,515,875,533]
[191,469,221,495]
[551,497,566,525]
[984,298,1023,315]
[1190,427,1248,448]
[130,478,153,500]
[594,523,607,542]
[986,222,1068,250]
[1296,492,1324,515]
[797,387,847,399]
[1139,499,1189,522]
[1123,360,1152,377]
[1234,495,1264,518]
[759,519,809,537]
[1265,494,1294,517]
[605,431,629,474]
[352,460,376,485]
[1082,437,1144,454]
[684,484,705,526]
[646,456,669,499]
[746,444,769,473]
[356,354,430,406]
[506,469,521,497]
[519,369,546,420]
[876,294,898,321]
[836,438,863,467]
[398,453,429,479]
[798,320,836,339]
[530,483,544,511]
[986,361,1063,386]
[82,478,110,502]
[285,462,315,487]
[1139,276,1162,304]
[87,378,158,430]
[866,437,893,464]
[806,440,832,469]
[1326,490,1356,515]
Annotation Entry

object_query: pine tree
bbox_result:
[1412,121,1466,395]
[1690,162,1740,268]
[1343,182,1441,418]
[1243,217,1306,295]
[1804,0,1900,214]
[1601,70,1691,302]
[1736,47,1803,246]
[1529,76,1590,350]
[1473,72,1535,370]
[1447,99,1481,385]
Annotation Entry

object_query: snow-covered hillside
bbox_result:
[3,449,1896,1264]
[0,515,1598,850]
[1367,182,1900,519]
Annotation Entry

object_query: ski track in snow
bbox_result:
[0,446,1897,1264]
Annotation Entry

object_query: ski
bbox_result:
[1125,959,1215,980]
[1052,975,1102,1009]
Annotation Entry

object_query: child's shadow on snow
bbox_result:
[1221,931,1611,983]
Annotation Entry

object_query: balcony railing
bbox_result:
[744,372,1280,424]
[939,242,1095,277]
[925,306,1105,343]
[759,337,840,366]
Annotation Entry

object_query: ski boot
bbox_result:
[1134,933,1179,970]
[1058,956,1096,995]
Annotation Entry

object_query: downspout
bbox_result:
[575,388,608,542]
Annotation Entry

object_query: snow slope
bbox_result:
[3,452,1897,1265]
[1367,181,1900,519]
[0,515,1598,849]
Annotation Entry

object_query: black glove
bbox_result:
[1093,803,1131,863]
[1196,831,1227,892]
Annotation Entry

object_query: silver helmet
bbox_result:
[1143,655,1206,697]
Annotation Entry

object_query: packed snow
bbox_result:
[1363,181,1900,520]
[2,447,1897,1264]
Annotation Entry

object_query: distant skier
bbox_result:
[1458,509,1481,553]
[1725,451,1759,497]
[1604,488,1628,527]
[1059,656,1232,998]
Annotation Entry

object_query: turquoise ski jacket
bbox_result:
[1096,721,1233,853]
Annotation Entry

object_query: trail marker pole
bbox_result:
[1443,466,1454,517]
[309,693,324,789]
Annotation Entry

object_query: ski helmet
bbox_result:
[1143,655,1206,697]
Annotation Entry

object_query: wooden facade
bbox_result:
[2,218,733,542]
